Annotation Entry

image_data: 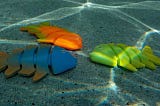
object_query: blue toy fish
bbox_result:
[0,45,77,82]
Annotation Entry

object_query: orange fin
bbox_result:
[0,64,7,73]
[4,66,21,78]
[0,52,8,72]
[18,68,36,76]
[32,71,48,82]
[0,52,8,62]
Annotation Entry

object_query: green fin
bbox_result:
[142,46,160,65]
[141,55,156,70]
[37,39,53,43]
[142,46,153,54]
[119,62,137,72]
[27,29,40,34]
[34,33,46,38]
[20,26,38,31]
[143,52,160,65]
[38,22,50,26]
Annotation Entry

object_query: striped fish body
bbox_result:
[0,46,77,82]
[20,22,82,50]
[89,43,160,71]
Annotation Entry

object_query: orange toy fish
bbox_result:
[20,22,82,50]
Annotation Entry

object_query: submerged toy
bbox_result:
[20,22,82,50]
[89,43,160,71]
[0,45,77,82]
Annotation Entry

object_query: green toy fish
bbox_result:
[89,43,160,71]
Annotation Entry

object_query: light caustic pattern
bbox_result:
[0,0,160,105]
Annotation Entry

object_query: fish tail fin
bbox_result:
[20,22,51,38]
[20,25,45,38]
[0,52,8,72]
[142,46,160,65]
[38,22,50,26]
[37,39,53,44]
[20,25,38,31]
[142,45,153,54]
[20,22,50,31]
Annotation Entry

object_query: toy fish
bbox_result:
[20,22,82,50]
[89,43,160,71]
[0,45,77,82]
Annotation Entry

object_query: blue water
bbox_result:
[0,0,160,105]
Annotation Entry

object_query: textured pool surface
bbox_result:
[0,0,160,106]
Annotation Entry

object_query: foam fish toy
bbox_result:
[20,22,82,50]
[89,43,160,71]
[0,45,77,82]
